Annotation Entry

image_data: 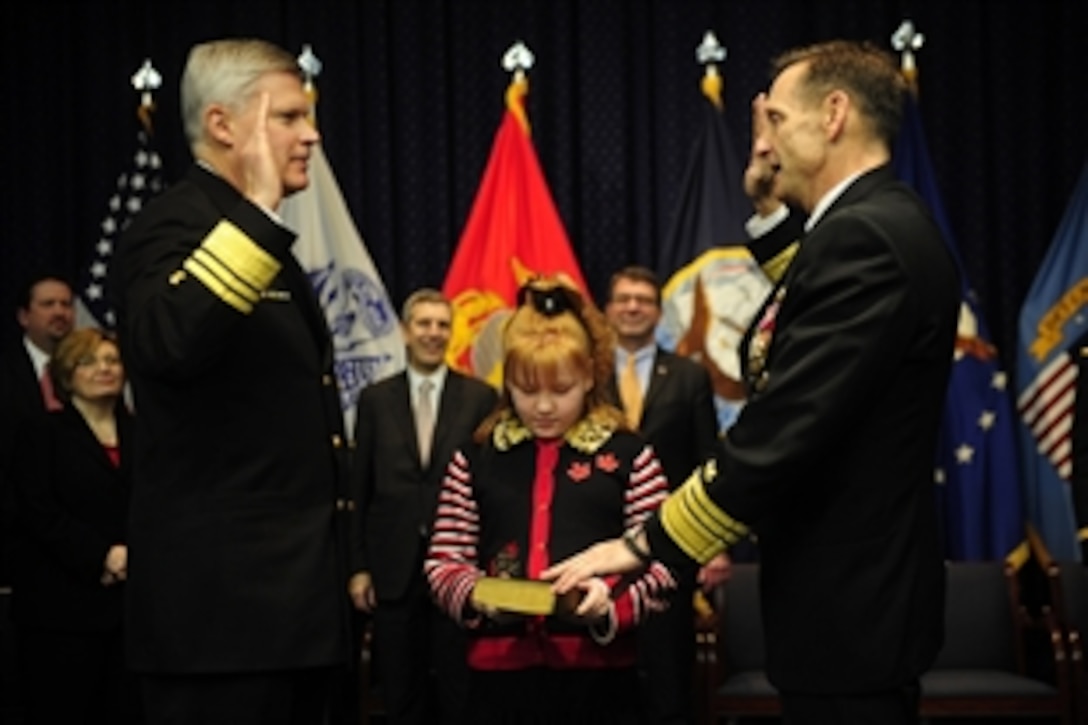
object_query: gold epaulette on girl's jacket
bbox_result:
[178,220,281,314]
[658,459,749,564]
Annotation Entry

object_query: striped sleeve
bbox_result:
[180,220,281,314]
[424,449,484,624]
[611,445,677,630]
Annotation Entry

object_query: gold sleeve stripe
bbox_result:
[762,241,799,284]
[190,248,260,304]
[1077,526,1088,543]
[659,470,748,564]
[183,258,255,314]
[201,221,281,294]
[181,221,281,314]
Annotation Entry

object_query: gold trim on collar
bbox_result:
[762,241,799,284]
[491,410,617,454]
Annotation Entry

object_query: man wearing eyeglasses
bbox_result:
[604,265,722,725]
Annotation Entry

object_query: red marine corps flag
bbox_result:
[442,41,588,387]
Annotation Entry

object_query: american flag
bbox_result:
[77,123,165,330]
[1019,352,1077,479]
[1016,161,1088,562]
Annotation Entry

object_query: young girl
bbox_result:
[424,278,677,724]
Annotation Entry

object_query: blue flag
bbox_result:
[655,77,772,435]
[893,94,1024,561]
[1016,161,1088,562]
[655,91,750,276]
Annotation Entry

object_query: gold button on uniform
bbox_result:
[332,434,343,448]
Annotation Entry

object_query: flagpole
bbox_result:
[278,45,406,437]
[77,59,165,331]
[132,58,161,135]
[696,31,725,110]
[891,19,924,98]
[502,40,534,135]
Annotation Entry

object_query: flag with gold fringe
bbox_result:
[442,42,587,387]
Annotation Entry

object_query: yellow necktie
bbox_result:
[619,354,643,430]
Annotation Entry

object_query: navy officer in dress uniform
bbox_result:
[111,38,353,725]
[546,40,959,725]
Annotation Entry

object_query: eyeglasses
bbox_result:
[75,354,122,368]
[610,293,658,307]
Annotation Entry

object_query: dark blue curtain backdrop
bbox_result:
[1,0,1085,368]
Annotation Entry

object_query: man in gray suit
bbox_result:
[349,288,496,725]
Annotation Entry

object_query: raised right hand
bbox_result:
[239,91,284,211]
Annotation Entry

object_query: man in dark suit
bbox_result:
[0,273,74,717]
[547,40,958,725]
[1,274,76,570]
[604,265,720,725]
[348,288,496,725]
[111,39,353,725]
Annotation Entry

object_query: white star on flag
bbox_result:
[76,127,165,329]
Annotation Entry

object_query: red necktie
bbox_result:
[39,367,63,411]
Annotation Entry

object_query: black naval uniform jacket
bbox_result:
[112,165,353,673]
[645,166,959,694]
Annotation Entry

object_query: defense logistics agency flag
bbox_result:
[78,111,165,329]
[892,94,1024,561]
[280,144,405,435]
[1016,161,1088,562]
[655,67,770,433]
[443,73,587,386]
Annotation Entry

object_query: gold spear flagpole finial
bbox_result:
[502,41,534,134]
[891,20,925,97]
[131,58,161,134]
[298,44,323,127]
[696,30,726,110]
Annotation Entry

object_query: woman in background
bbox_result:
[11,328,139,724]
